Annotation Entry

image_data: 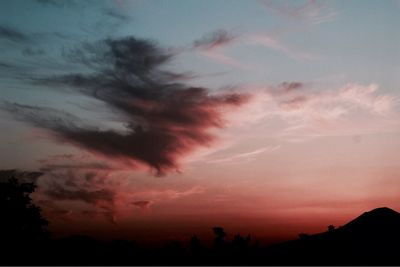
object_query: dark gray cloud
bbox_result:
[4,36,249,175]
[37,156,113,189]
[102,8,130,21]
[0,24,71,45]
[39,163,113,172]
[38,157,115,172]
[278,82,304,92]
[0,62,14,69]
[193,30,236,50]
[0,169,43,184]
[44,183,115,205]
[2,102,86,130]
[33,0,76,8]
[35,162,118,223]
[22,48,45,57]
[0,61,36,82]
[0,25,30,43]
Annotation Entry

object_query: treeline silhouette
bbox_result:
[1,170,400,265]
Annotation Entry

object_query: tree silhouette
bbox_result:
[212,226,227,248]
[232,234,251,250]
[190,235,201,252]
[0,170,49,244]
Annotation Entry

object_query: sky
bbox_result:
[1,0,400,244]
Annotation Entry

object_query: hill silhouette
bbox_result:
[342,207,400,233]
[265,207,400,265]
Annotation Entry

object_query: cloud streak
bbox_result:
[193,30,236,51]
[102,8,130,22]
[0,169,43,183]
[36,160,120,223]
[207,145,281,164]
[0,25,30,43]
[34,0,76,8]
[247,33,320,60]
[259,0,337,24]
[44,184,115,205]
[132,200,151,210]
[192,29,319,67]
[192,30,249,69]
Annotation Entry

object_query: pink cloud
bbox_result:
[206,145,281,164]
[132,200,152,210]
[133,186,205,201]
[183,82,399,165]
[224,82,399,142]
[247,33,320,60]
[199,49,250,69]
[338,83,396,116]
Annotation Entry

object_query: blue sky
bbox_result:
[1,0,399,91]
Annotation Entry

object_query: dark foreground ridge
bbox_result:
[1,174,400,265]
[265,207,400,265]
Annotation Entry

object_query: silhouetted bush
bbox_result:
[212,226,227,247]
[0,170,48,244]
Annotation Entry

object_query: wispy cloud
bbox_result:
[132,200,152,210]
[246,33,320,60]
[22,48,45,56]
[0,25,30,43]
[207,145,281,164]
[133,186,205,201]
[36,158,119,223]
[193,30,237,51]
[34,0,77,8]
[0,169,43,183]
[44,183,115,206]
[192,29,320,67]
[192,30,251,69]
[102,8,131,22]
[227,82,399,142]
[198,49,250,69]
[259,0,337,24]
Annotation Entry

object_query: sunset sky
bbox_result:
[1,0,400,243]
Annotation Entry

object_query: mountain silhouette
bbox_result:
[341,207,400,233]
[265,207,400,265]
